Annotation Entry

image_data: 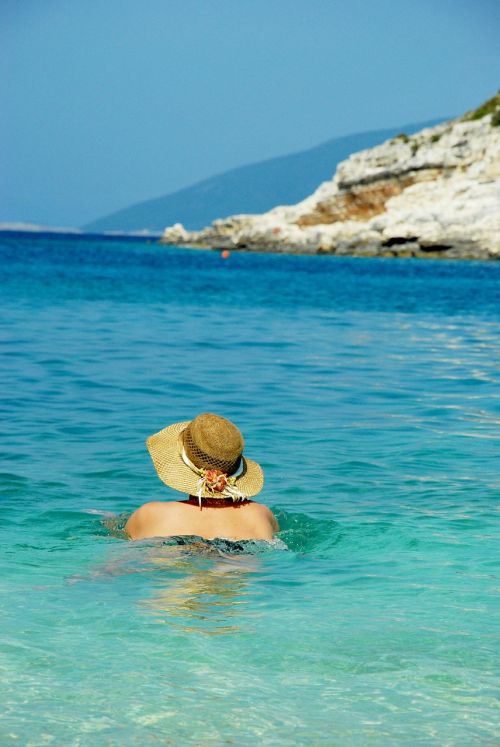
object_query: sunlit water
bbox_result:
[1,234,499,746]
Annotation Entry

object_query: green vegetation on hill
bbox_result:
[84,119,443,233]
[463,92,500,125]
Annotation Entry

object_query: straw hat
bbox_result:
[146,413,264,500]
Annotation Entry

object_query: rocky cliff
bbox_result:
[161,96,500,259]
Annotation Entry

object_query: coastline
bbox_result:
[158,239,500,261]
[161,98,500,262]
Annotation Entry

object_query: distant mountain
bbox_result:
[84,119,444,233]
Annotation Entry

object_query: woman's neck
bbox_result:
[183,495,251,509]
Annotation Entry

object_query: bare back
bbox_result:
[125,499,278,542]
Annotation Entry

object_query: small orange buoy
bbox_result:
[221,249,230,259]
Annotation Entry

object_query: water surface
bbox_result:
[1,234,499,745]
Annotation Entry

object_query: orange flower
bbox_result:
[204,469,229,493]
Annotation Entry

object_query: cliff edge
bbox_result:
[161,95,500,259]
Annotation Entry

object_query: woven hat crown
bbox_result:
[183,413,244,474]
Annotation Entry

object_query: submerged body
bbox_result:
[125,497,278,541]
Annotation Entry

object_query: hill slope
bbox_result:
[84,120,442,233]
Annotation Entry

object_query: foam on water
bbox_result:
[0,234,499,745]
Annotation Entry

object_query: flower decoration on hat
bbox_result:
[203,469,231,493]
[194,466,246,508]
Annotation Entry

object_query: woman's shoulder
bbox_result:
[125,499,279,540]
[125,500,179,539]
[245,501,279,531]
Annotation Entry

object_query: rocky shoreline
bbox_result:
[161,97,500,260]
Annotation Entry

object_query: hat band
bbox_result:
[181,447,244,479]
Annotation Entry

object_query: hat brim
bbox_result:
[146,421,264,498]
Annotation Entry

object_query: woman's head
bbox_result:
[146,413,264,501]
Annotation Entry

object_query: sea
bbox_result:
[1,232,499,746]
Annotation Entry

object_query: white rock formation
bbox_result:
[161,105,500,259]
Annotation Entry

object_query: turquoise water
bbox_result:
[1,234,499,745]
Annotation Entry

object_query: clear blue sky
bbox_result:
[2,0,499,227]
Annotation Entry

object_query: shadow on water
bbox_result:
[140,550,260,635]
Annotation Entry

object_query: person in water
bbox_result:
[126,413,279,541]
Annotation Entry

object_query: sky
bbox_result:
[1,0,499,228]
